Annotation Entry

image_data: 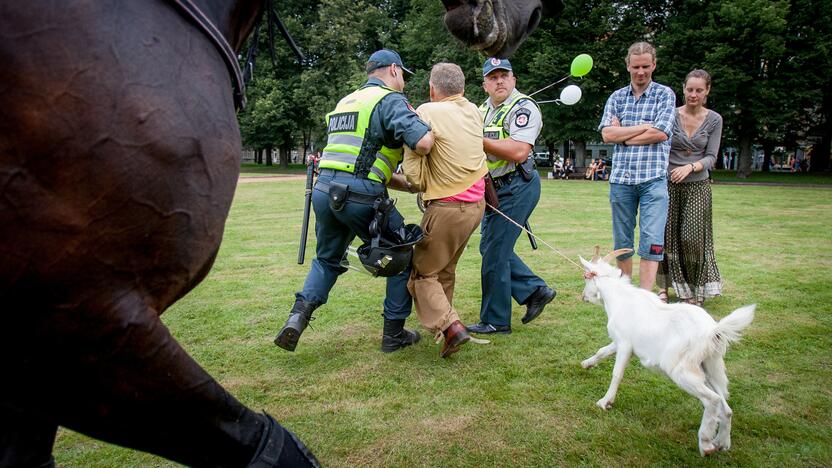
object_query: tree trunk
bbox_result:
[762,140,774,172]
[265,147,273,166]
[574,140,587,167]
[303,129,312,159]
[255,148,262,164]
[736,135,753,178]
[279,145,290,168]
[547,141,555,165]
[810,88,831,172]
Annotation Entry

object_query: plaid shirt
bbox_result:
[598,81,676,185]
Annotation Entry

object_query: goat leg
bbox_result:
[596,344,632,410]
[581,341,616,369]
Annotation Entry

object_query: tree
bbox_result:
[697,0,789,177]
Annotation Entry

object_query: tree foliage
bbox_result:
[238,0,831,175]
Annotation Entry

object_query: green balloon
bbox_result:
[571,54,593,77]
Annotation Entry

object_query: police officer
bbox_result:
[467,58,556,335]
[275,49,434,353]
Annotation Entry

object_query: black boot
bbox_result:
[380,318,420,353]
[274,299,320,352]
[248,413,320,468]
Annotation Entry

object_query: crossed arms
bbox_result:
[601,116,668,146]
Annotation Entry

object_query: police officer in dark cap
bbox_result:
[468,57,557,335]
[275,49,434,353]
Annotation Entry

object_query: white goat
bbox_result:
[580,248,755,456]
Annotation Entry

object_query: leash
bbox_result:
[485,203,584,271]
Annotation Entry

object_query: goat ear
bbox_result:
[591,245,601,262]
[603,248,633,263]
[579,256,594,271]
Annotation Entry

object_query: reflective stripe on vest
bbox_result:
[480,93,539,178]
[320,86,404,184]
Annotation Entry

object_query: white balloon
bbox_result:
[560,85,582,105]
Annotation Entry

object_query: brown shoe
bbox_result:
[440,320,470,358]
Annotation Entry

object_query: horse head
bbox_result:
[441,0,564,57]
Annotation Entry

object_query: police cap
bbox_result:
[367,49,414,75]
[482,57,512,76]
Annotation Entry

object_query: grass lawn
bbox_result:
[710,169,832,185]
[54,178,832,466]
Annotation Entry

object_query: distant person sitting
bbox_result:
[594,158,607,180]
[561,157,574,179]
[552,158,564,178]
[584,159,598,180]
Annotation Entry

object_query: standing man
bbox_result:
[274,49,434,353]
[402,62,488,357]
[598,41,675,291]
[467,58,556,335]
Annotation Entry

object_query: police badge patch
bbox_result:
[514,108,531,128]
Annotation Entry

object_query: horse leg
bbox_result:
[0,404,57,468]
[6,292,317,467]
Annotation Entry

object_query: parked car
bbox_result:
[533,151,553,167]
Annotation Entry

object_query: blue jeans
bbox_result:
[609,177,669,262]
[297,170,412,320]
[479,170,547,326]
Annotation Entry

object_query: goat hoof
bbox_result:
[581,359,595,369]
[699,444,718,457]
[596,399,613,410]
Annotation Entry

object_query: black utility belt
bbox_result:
[491,172,516,189]
[492,159,534,189]
[314,180,384,206]
[317,168,377,180]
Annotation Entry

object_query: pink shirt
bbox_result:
[441,178,485,203]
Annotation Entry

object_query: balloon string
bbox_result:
[528,75,570,97]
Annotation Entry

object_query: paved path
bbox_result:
[240,174,831,189]
[238,174,306,183]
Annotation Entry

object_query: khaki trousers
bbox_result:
[407,199,485,333]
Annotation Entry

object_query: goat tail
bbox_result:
[708,304,756,356]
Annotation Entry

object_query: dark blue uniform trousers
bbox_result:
[479,170,547,326]
[298,170,412,320]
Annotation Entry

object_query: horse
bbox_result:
[0,1,555,466]
[442,0,564,57]
[0,1,322,466]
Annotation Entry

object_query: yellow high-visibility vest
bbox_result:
[480,93,539,178]
[320,86,403,184]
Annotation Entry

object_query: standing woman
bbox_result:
[657,69,723,305]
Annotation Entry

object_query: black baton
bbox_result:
[297,160,315,264]
[525,222,538,250]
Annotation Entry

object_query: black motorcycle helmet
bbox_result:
[357,223,423,277]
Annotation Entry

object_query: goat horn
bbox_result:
[603,248,633,263]
[591,245,601,262]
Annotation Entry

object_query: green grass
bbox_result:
[710,169,832,185]
[53,179,832,466]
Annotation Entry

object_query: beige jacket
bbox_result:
[403,94,488,200]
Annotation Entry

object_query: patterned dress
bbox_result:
[657,109,723,302]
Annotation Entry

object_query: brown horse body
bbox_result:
[0,1,554,465]
[0,1,318,466]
